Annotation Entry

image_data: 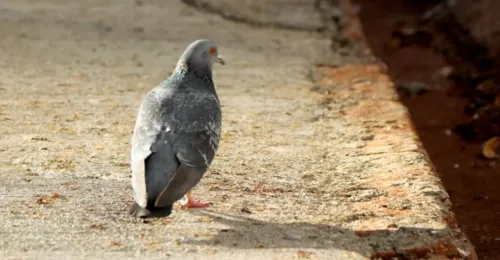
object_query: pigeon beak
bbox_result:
[216,56,225,65]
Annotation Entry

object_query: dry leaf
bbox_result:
[110,241,123,247]
[115,162,130,167]
[89,224,106,230]
[241,207,252,214]
[36,198,49,204]
[36,192,64,205]
[482,137,500,159]
[297,250,313,258]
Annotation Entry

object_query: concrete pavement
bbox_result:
[0,0,476,259]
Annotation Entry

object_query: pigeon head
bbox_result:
[175,39,225,78]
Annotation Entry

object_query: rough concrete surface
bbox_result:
[0,0,475,259]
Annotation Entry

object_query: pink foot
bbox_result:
[180,199,211,209]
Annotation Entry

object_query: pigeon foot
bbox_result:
[180,191,211,209]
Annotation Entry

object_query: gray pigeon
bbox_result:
[129,39,224,218]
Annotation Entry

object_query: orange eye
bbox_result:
[208,47,217,55]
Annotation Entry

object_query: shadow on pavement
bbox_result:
[184,209,454,258]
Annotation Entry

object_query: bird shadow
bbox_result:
[182,209,456,258]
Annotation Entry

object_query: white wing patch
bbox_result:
[131,158,148,208]
[130,115,155,208]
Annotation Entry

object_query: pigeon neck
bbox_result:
[174,60,213,83]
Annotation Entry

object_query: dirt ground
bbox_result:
[355,0,500,259]
[0,0,475,259]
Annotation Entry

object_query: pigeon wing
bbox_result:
[154,96,221,207]
[130,90,178,208]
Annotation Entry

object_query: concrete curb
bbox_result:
[313,0,478,258]
[180,0,325,31]
[314,63,477,259]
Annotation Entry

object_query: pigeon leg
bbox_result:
[180,191,211,209]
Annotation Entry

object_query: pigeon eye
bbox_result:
[208,47,217,55]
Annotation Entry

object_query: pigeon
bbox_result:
[128,39,224,218]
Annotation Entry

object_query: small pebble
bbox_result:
[397,81,430,95]
[437,66,454,78]
[241,207,252,214]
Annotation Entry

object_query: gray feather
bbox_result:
[130,39,223,212]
